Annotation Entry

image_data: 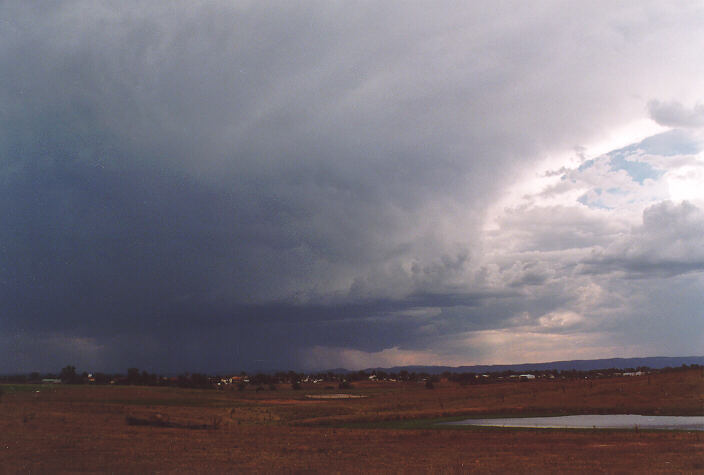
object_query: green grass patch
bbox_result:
[341,416,464,430]
[0,384,54,392]
[338,412,601,430]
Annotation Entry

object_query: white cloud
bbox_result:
[537,311,584,330]
[465,126,704,365]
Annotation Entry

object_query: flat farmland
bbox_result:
[1,369,702,473]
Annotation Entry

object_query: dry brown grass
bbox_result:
[0,369,702,473]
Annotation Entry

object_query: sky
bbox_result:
[2,1,704,373]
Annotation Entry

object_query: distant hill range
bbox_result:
[342,356,704,375]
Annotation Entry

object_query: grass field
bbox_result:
[1,368,702,472]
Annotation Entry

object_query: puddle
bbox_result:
[442,414,704,430]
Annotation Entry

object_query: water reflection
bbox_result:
[443,414,704,430]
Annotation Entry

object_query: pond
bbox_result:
[442,414,704,431]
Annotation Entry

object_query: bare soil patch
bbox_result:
[1,368,702,472]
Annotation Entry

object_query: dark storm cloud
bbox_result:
[2,1,704,372]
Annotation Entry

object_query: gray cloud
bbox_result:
[583,201,704,278]
[2,1,704,372]
[648,100,704,128]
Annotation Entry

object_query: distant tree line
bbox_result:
[0,366,213,389]
[0,363,698,388]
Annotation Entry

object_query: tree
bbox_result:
[60,365,78,384]
[127,368,140,385]
[141,370,157,386]
[190,373,211,389]
[251,373,268,386]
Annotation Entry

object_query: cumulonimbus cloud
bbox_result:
[2,1,704,372]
